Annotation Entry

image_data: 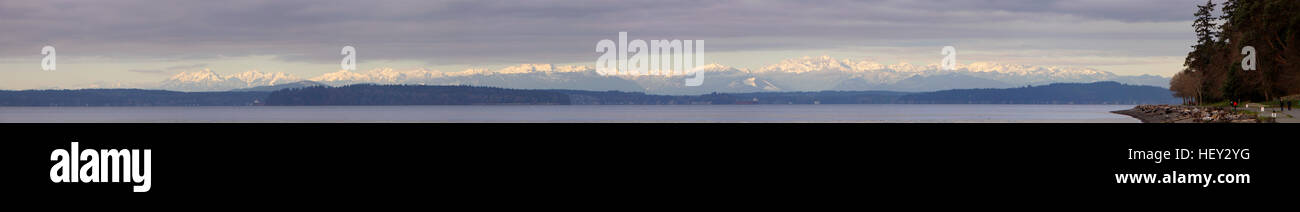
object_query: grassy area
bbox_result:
[1178,98,1294,123]
[1239,104,1290,122]
[1255,100,1282,107]
[1192,100,1297,108]
[1196,101,1232,107]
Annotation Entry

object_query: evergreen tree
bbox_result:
[1183,0,1219,102]
[1178,0,1298,103]
[1218,0,1237,42]
[1193,0,1218,45]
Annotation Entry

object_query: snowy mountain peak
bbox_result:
[693,63,745,73]
[227,70,301,87]
[757,56,901,74]
[161,69,301,91]
[167,69,224,83]
[444,68,492,77]
[310,70,366,83]
[963,62,1115,77]
[497,64,593,74]
[147,57,1164,94]
[309,68,425,84]
[759,56,858,73]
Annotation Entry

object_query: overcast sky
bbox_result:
[0,0,1203,89]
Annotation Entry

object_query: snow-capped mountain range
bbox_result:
[160,69,301,91]
[153,56,1169,94]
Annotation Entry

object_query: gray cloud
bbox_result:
[127,63,207,75]
[0,0,1199,65]
[126,69,167,75]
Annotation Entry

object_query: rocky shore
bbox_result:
[1112,105,1262,123]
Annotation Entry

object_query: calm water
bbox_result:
[0,105,1138,123]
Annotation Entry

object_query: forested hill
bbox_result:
[896,81,1179,104]
[0,89,268,106]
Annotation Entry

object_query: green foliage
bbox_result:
[1175,0,1300,103]
[1222,62,1240,100]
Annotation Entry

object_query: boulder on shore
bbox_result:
[1112,105,1261,123]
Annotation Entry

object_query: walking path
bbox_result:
[1236,103,1300,123]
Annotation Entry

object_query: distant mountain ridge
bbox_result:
[0,81,1176,106]
[161,69,301,91]
[151,56,1170,94]
[263,81,1177,105]
[897,81,1179,104]
[834,74,1016,92]
[230,81,327,92]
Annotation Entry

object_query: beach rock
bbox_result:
[1116,104,1264,123]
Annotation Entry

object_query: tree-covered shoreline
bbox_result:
[1170,0,1300,104]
